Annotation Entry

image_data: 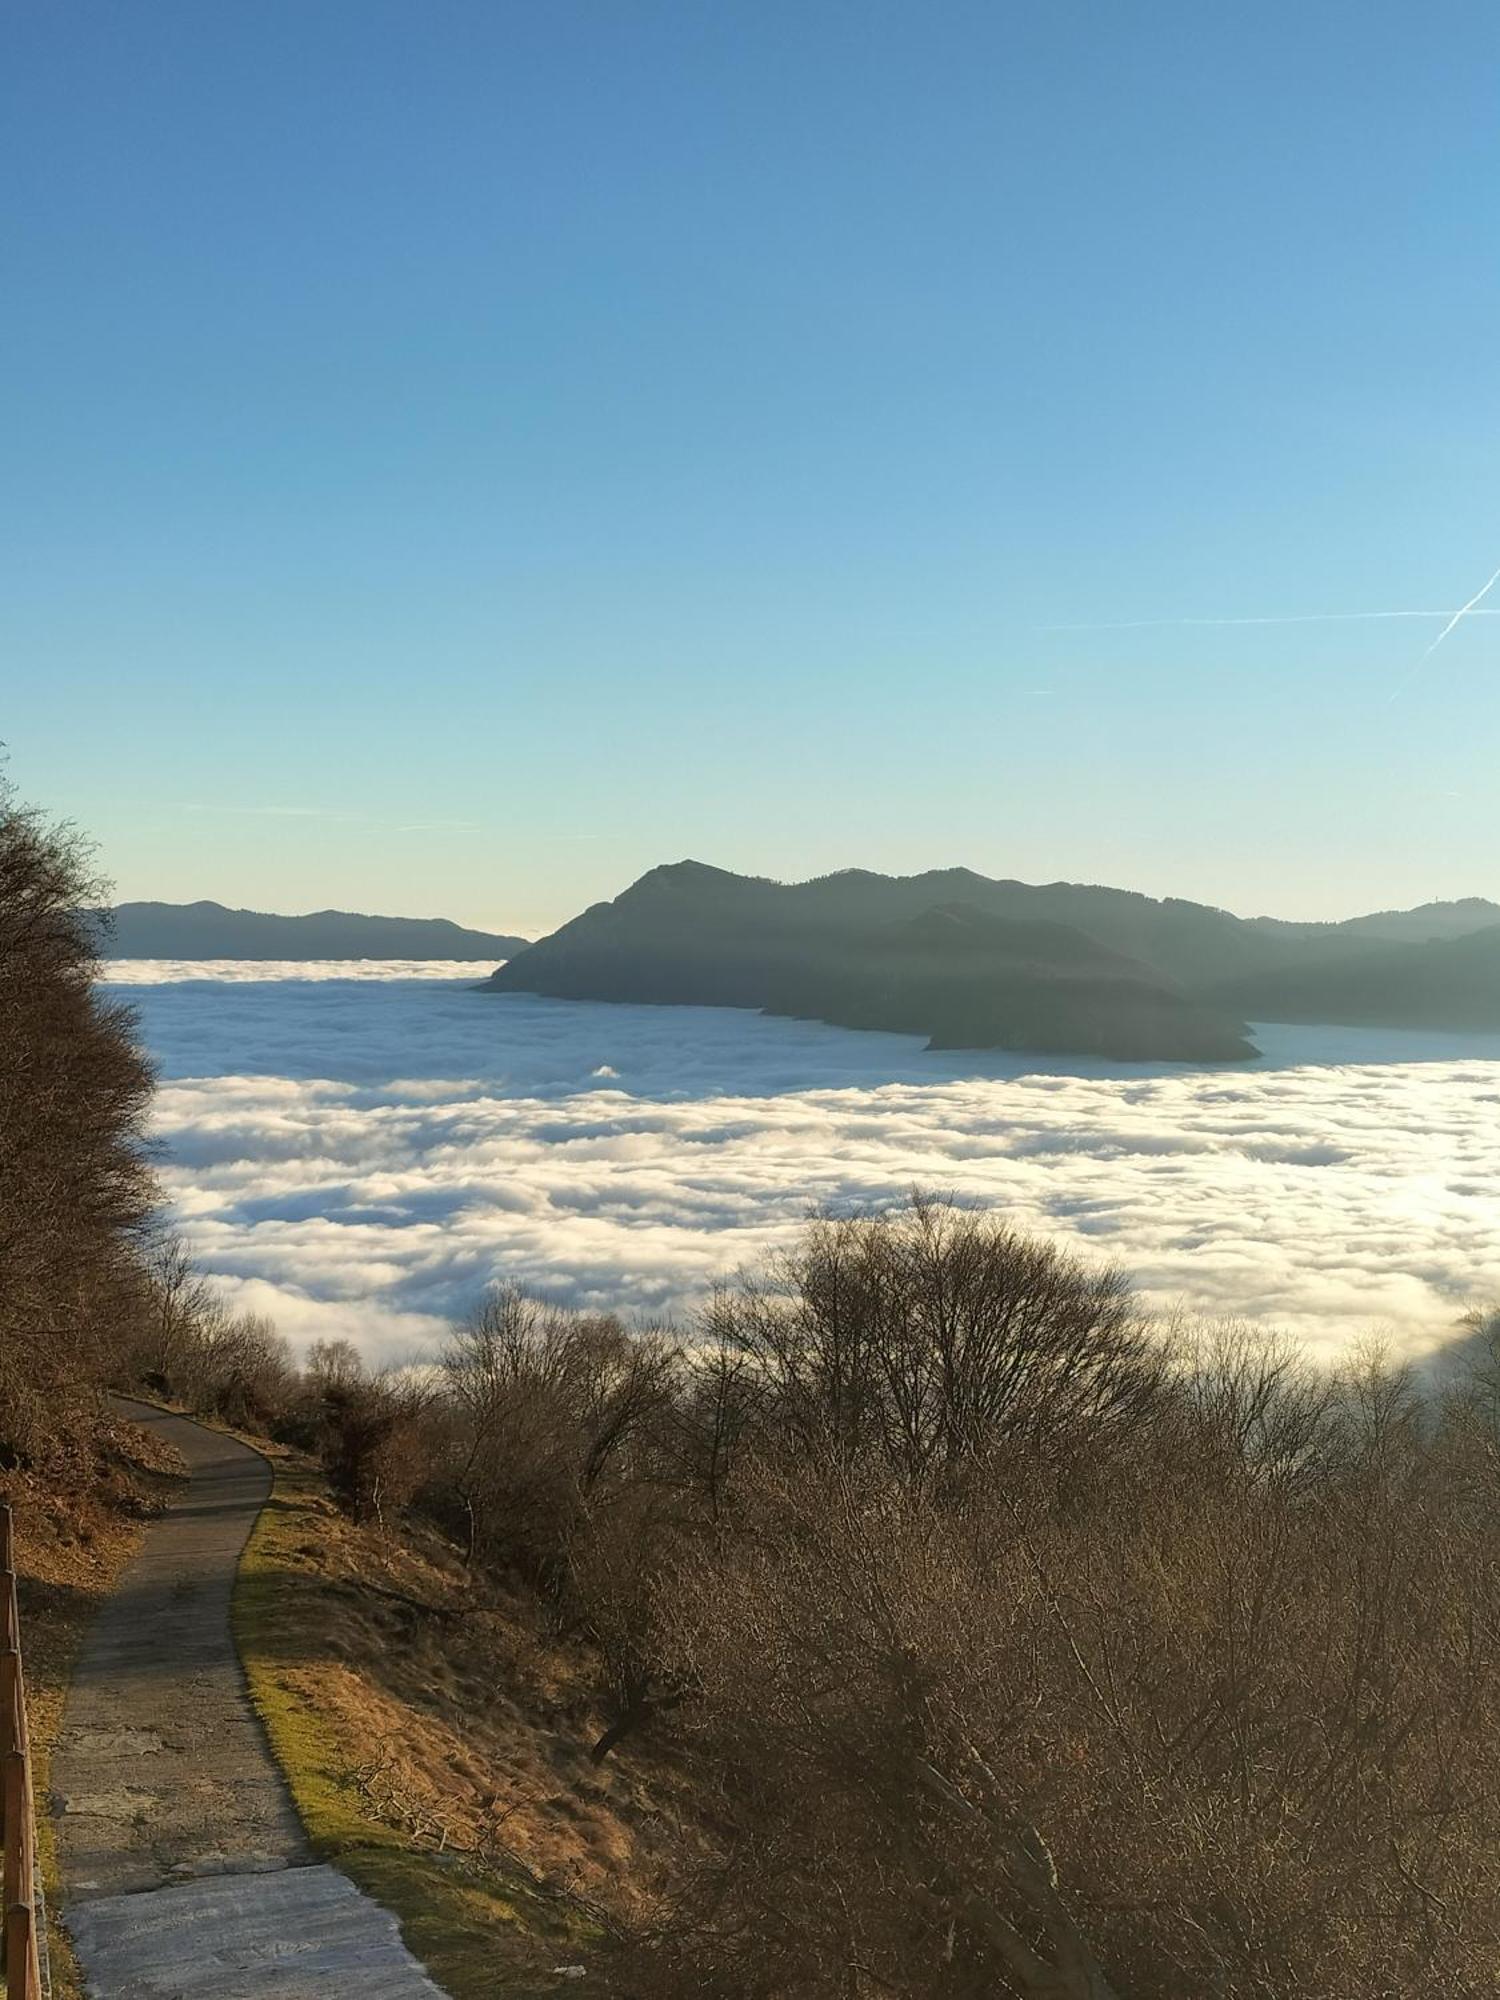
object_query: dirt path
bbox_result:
[51,1399,447,1997]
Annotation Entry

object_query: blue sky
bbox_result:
[4,1,1497,933]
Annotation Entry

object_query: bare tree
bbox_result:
[707,1198,1163,1480]
[321,1368,434,1526]
[0,783,157,1460]
[440,1286,681,1576]
[133,1231,222,1393]
[605,1211,1500,2000]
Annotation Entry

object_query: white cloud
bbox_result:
[104,959,497,984]
[104,966,1500,1370]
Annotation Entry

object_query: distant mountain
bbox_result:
[105,900,527,961]
[1213,923,1500,1033]
[1316,898,1498,945]
[485,862,1500,1061]
[1249,897,1500,954]
[485,863,1258,1062]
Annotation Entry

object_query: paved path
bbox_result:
[52,1399,447,1998]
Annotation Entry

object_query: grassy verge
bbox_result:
[232,1456,602,1998]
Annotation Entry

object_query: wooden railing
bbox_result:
[0,1504,43,2000]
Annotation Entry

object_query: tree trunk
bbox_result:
[590,1698,651,1763]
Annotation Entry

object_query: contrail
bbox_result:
[1384,556,1500,704]
[1039,609,1500,634]
[1042,572,1500,710]
[1419,559,1500,659]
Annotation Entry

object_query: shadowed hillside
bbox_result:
[487,863,1259,1062]
[1214,922,1500,1032]
[488,862,1500,1061]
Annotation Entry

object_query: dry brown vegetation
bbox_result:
[198,1194,1499,2000]
[229,1442,722,2000]
[0,783,212,1985]
[599,1226,1500,2000]
[0,778,287,1459]
[242,1453,698,1916]
[0,784,157,1465]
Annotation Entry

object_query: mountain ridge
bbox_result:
[104,900,528,960]
[1213,923,1500,1033]
[487,862,1500,1061]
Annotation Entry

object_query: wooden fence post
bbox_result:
[0,1503,44,1999]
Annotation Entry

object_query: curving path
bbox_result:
[52,1399,447,1998]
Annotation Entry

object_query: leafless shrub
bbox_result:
[179,1308,295,1431]
[601,1210,1500,1999]
[306,1337,365,1395]
[439,1286,680,1581]
[127,1232,222,1395]
[322,1368,435,1526]
[707,1195,1165,1483]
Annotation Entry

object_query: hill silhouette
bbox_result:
[1322,897,1500,944]
[107,901,527,960]
[489,863,1500,1060]
[488,863,1258,1061]
[1213,923,1500,1033]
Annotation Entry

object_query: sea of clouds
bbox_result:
[103,961,1500,1369]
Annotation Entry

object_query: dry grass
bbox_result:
[3,1406,187,1998]
[233,1453,691,1997]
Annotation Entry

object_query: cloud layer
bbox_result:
[105,966,1500,1368]
[104,958,497,985]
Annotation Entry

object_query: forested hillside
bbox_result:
[489,861,1500,1058]
[487,862,1259,1060]
[1214,923,1500,1031]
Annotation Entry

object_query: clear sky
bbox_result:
[4,2,1497,935]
